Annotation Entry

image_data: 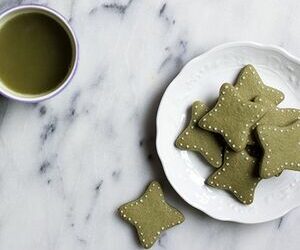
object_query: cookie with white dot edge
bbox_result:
[234,64,284,105]
[245,96,275,145]
[250,100,300,144]
[175,101,224,168]
[254,105,300,128]
[118,181,184,249]
[256,120,300,179]
[251,96,300,128]
[245,143,285,176]
[198,83,268,152]
[246,96,299,143]
[206,149,261,205]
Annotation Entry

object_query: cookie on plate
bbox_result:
[248,97,300,143]
[198,83,268,152]
[234,64,284,104]
[206,149,261,204]
[256,120,300,178]
[255,107,300,127]
[175,101,224,168]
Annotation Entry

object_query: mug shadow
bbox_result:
[0,95,8,126]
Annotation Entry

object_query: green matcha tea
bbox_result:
[0,12,73,95]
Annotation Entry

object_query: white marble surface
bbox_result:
[0,0,300,249]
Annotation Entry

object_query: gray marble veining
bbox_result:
[0,0,299,249]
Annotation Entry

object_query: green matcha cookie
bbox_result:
[257,120,300,178]
[118,181,184,249]
[175,101,224,168]
[234,64,284,104]
[245,143,284,176]
[249,97,300,143]
[256,107,300,127]
[206,149,261,204]
[198,83,267,152]
[246,96,275,145]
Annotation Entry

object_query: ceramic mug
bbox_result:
[0,4,78,102]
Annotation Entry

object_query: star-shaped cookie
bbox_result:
[244,97,273,144]
[118,181,184,249]
[256,120,300,178]
[198,83,268,152]
[175,101,224,168]
[249,97,300,143]
[256,107,300,127]
[234,64,284,104]
[206,149,261,204]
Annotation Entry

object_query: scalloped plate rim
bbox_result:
[156,41,300,224]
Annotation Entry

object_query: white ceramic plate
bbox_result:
[156,42,300,223]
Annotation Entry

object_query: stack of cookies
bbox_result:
[175,65,300,205]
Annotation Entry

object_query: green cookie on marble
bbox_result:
[206,149,261,205]
[256,120,300,179]
[118,181,184,249]
[198,83,268,152]
[234,64,284,104]
[175,101,224,168]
